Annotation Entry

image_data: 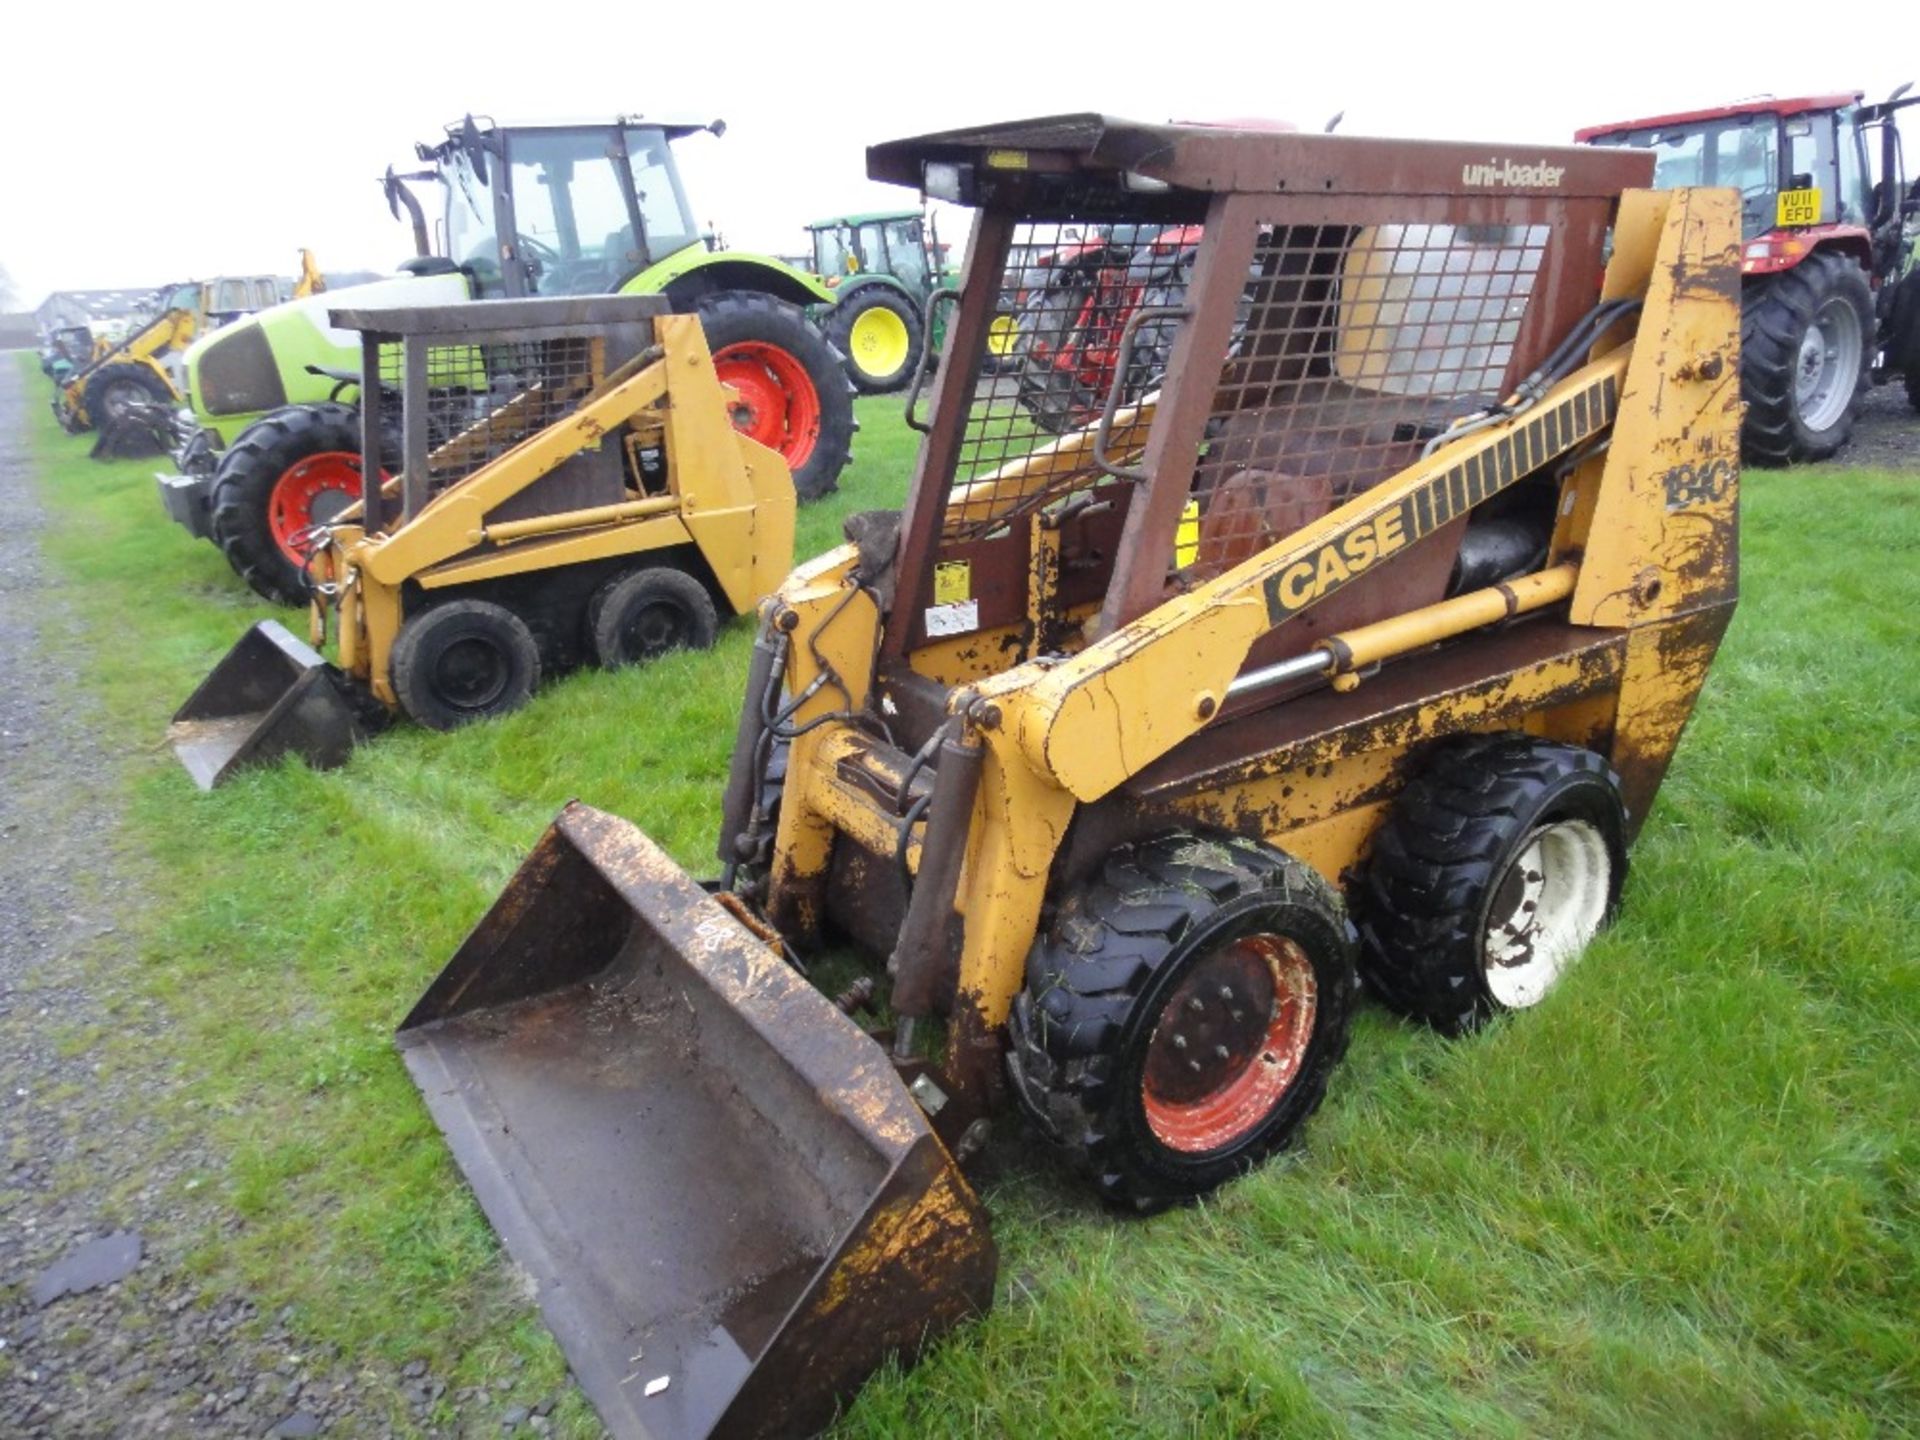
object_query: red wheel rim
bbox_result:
[711,341,822,473]
[267,452,375,564]
[1141,933,1318,1155]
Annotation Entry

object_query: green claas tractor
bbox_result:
[161,115,854,607]
[806,208,952,392]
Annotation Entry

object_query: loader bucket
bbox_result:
[168,620,373,789]
[397,803,997,1440]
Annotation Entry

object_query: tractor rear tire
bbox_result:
[822,285,924,394]
[694,292,853,502]
[1008,831,1358,1213]
[208,403,371,607]
[82,363,173,430]
[588,566,720,669]
[1353,734,1627,1035]
[1740,252,1874,466]
[390,599,542,731]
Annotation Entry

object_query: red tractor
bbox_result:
[1580,85,1920,465]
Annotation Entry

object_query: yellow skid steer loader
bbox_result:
[396,117,1740,1438]
[170,296,794,788]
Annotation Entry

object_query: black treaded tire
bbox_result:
[208,402,367,607]
[1354,734,1628,1036]
[821,284,924,394]
[1008,831,1358,1213]
[389,599,541,732]
[693,292,853,502]
[82,363,173,430]
[588,566,720,669]
[1740,251,1874,466]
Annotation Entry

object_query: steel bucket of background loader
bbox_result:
[168,620,373,789]
[396,803,997,1440]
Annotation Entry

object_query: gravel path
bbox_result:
[1844,381,1920,471]
[0,362,412,1438]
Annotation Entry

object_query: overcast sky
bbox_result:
[2,2,1909,306]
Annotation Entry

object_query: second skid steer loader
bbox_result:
[395,117,1740,1437]
[169,295,794,788]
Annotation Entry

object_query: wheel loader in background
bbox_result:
[168,295,794,789]
[158,116,853,610]
[53,271,294,456]
[392,116,1739,1438]
[1580,83,1920,463]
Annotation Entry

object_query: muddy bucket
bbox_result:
[397,803,997,1440]
[169,621,372,789]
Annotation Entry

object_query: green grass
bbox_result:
[18,348,1919,1437]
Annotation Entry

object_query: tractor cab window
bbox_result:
[505,130,642,295]
[1835,106,1869,224]
[812,225,854,277]
[887,218,931,291]
[445,148,502,293]
[210,279,250,315]
[1784,116,1839,224]
[624,127,699,266]
[166,283,200,313]
[1589,120,1780,238]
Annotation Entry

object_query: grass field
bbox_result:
[17,348,1919,1437]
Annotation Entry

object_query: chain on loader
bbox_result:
[395,116,1742,1437]
[168,295,794,788]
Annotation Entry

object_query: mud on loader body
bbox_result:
[170,296,794,788]
[399,117,1740,1437]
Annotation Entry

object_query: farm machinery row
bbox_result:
[145,101,1757,1440]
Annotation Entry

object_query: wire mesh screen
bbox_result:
[943,222,1200,541]
[1176,221,1549,586]
[381,335,600,494]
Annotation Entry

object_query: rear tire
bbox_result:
[1008,831,1358,1213]
[1354,734,1627,1035]
[822,285,924,394]
[82,363,173,429]
[692,292,853,502]
[1740,252,1874,466]
[209,403,372,607]
[588,567,719,669]
[390,599,541,732]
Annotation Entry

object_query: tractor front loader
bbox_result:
[169,295,794,788]
[394,117,1740,1438]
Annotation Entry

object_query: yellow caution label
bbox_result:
[1175,498,1200,568]
[1776,187,1821,227]
[984,149,1029,171]
[933,560,972,604]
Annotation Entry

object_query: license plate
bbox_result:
[1776,187,1822,228]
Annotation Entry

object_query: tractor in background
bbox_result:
[805,208,952,392]
[1580,84,1920,464]
[161,116,854,607]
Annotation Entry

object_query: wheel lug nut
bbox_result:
[1214,1045,1231,1061]
[1218,985,1234,1002]
[1187,1059,1202,1073]
[1171,1034,1188,1050]
[1187,996,1205,1013]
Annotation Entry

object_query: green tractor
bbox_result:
[161,116,854,607]
[805,209,953,393]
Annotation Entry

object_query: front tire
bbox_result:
[1740,251,1874,466]
[82,363,173,430]
[822,285,924,394]
[1009,831,1358,1213]
[389,599,541,732]
[1354,734,1627,1035]
[693,292,853,502]
[208,403,373,606]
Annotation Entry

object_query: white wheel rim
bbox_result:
[1481,819,1610,1009]
[1795,295,1862,432]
